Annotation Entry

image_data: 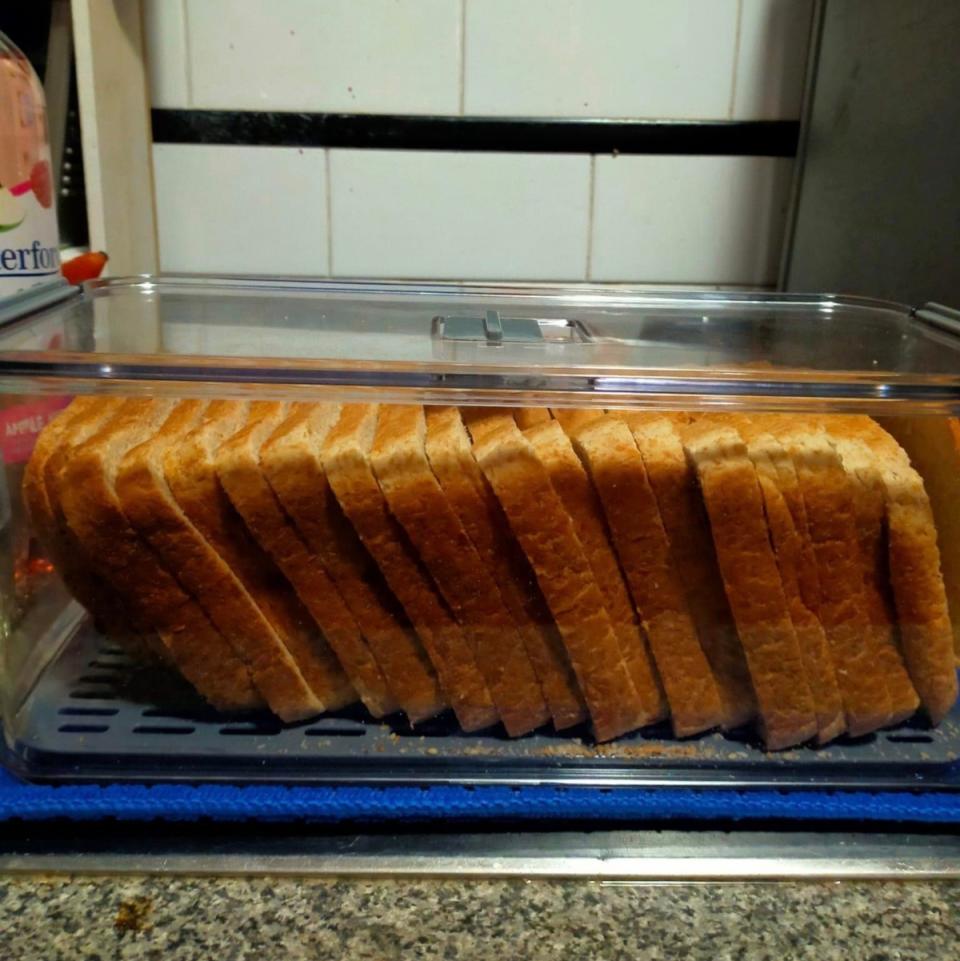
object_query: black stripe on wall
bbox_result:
[151,110,799,157]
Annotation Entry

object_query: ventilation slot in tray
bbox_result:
[13,619,960,788]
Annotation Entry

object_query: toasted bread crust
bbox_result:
[573,416,725,737]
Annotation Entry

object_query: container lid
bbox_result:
[1,276,960,413]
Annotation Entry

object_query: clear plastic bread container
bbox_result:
[1,276,959,789]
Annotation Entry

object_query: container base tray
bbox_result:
[8,619,960,789]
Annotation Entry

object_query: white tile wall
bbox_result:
[590,155,794,284]
[143,2,813,284]
[463,0,739,119]
[183,0,461,114]
[143,0,190,109]
[733,0,815,119]
[144,0,813,122]
[328,150,591,280]
[152,144,329,275]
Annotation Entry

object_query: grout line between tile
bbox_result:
[585,155,596,281]
[181,0,194,108]
[728,0,744,119]
[324,149,334,277]
[458,0,467,116]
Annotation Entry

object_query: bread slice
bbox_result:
[618,412,755,729]
[116,399,324,722]
[320,403,497,731]
[571,415,725,737]
[680,419,818,749]
[57,398,261,711]
[511,408,552,430]
[738,421,846,743]
[434,407,587,729]
[459,407,517,446]
[823,423,921,724]
[164,399,344,717]
[550,409,605,434]
[214,402,360,713]
[472,417,653,742]
[771,422,895,735]
[522,418,667,724]
[24,397,152,655]
[881,416,960,659]
[260,402,445,724]
[829,417,957,724]
[746,416,823,618]
[371,405,548,736]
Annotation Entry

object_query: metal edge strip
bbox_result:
[3,830,960,879]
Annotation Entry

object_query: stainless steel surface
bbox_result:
[785,0,960,305]
[3,830,960,879]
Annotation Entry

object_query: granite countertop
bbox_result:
[1,876,958,960]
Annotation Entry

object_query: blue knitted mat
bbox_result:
[0,768,958,824]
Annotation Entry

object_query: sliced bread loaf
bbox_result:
[824,423,921,724]
[24,398,149,652]
[522,418,666,724]
[829,417,957,724]
[165,400,337,716]
[437,406,587,729]
[214,402,360,713]
[739,420,846,743]
[320,404,496,730]
[117,399,324,721]
[881,415,960,659]
[261,401,445,724]
[572,415,725,737]
[58,398,261,711]
[371,404,548,736]
[620,412,755,729]
[772,422,895,735]
[680,419,818,749]
[473,417,656,742]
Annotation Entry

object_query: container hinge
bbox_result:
[436,310,544,345]
[913,302,960,338]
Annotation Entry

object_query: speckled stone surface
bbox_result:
[0,876,958,960]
